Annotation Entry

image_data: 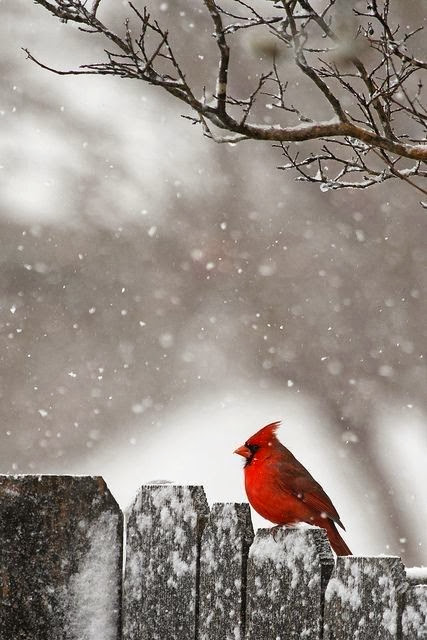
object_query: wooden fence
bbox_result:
[0,475,426,639]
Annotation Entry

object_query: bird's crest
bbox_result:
[246,421,281,446]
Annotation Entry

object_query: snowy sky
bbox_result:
[2,0,427,567]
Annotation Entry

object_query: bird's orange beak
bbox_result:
[234,444,251,459]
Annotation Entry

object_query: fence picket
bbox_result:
[402,584,427,639]
[199,502,253,640]
[245,526,334,640]
[123,484,209,640]
[0,475,122,640]
[324,556,407,640]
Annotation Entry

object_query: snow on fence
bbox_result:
[0,476,426,639]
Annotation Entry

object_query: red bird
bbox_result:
[234,421,352,555]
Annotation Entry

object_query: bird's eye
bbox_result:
[246,443,260,454]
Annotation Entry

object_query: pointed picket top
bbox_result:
[123,484,209,640]
[0,475,122,640]
[246,525,334,640]
[199,502,254,640]
[324,556,407,640]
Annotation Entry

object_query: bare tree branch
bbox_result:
[27,0,427,199]
[203,0,230,117]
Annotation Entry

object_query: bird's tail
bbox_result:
[326,520,352,555]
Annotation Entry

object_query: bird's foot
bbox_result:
[270,523,301,541]
[270,525,283,542]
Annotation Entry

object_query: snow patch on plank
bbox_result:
[65,511,120,640]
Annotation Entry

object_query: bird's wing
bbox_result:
[297,484,345,530]
[274,456,345,530]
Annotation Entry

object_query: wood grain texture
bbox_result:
[245,526,334,640]
[199,502,253,640]
[0,475,122,640]
[324,556,407,640]
[123,484,209,640]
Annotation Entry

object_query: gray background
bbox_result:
[2,0,426,564]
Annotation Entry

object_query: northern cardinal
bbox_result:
[234,421,352,555]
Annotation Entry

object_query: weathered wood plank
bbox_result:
[245,526,334,640]
[407,567,427,586]
[123,484,209,640]
[199,502,253,640]
[324,556,407,640]
[402,584,427,639]
[0,474,122,640]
